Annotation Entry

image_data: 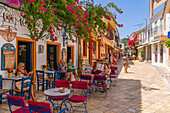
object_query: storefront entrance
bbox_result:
[16,37,36,81]
[18,41,32,72]
[47,44,58,70]
[46,42,61,70]
[67,45,74,63]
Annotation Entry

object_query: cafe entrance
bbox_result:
[18,41,32,72]
[16,37,36,80]
[67,45,74,63]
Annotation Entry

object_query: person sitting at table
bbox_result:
[58,59,72,82]
[67,58,78,79]
[16,62,36,101]
[92,65,102,74]
[100,63,111,92]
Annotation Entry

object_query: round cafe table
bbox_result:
[44,88,70,112]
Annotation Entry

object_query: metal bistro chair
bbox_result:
[7,94,30,113]
[110,67,119,87]
[68,81,89,113]
[13,76,33,99]
[48,80,70,112]
[0,75,10,104]
[47,71,61,88]
[93,75,108,100]
[80,74,94,98]
[28,100,67,113]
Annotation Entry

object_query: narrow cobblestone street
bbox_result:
[1,61,170,113]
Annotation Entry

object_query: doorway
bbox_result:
[67,45,74,64]
[16,37,36,81]
[47,44,58,70]
[18,41,32,72]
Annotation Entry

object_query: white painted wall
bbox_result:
[0,4,78,77]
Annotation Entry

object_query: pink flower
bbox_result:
[76,0,79,4]
[67,6,71,10]
[86,3,89,6]
[35,37,39,41]
[121,11,123,13]
[42,0,45,5]
[76,23,79,27]
[64,2,66,5]
[91,14,94,17]
[55,36,58,41]
[108,29,110,32]
[53,8,57,12]
[76,14,79,19]
[19,1,24,5]
[7,0,19,6]
[114,13,117,19]
[102,9,105,13]
[41,7,47,13]
[70,10,76,15]
[20,12,23,16]
[106,15,111,20]
[28,0,35,2]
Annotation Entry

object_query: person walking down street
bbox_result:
[121,54,129,73]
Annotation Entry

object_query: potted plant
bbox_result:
[7,68,14,77]
[42,65,47,71]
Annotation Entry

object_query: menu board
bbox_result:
[3,50,15,69]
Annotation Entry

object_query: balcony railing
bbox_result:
[151,25,163,36]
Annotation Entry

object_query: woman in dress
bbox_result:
[16,62,36,101]
[121,54,129,73]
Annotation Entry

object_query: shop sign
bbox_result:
[1,43,15,70]
[168,31,170,39]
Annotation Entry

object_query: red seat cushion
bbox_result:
[68,95,87,102]
[12,106,30,113]
[49,95,68,100]
[95,83,107,87]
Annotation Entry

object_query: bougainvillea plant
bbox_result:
[6,0,123,46]
[164,40,170,47]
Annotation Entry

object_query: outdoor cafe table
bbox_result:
[44,88,70,112]
[3,76,23,94]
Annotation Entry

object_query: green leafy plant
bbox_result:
[6,0,123,45]
[164,40,170,47]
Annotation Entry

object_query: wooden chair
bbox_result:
[13,76,33,99]
[0,75,10,104]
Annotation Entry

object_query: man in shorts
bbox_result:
[58,59,73,81]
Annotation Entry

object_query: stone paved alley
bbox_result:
[1,61,170,113]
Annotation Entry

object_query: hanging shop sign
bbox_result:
[1,43,16,70]
[168,31,170,39]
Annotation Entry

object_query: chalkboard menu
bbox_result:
[1,43,15,70]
